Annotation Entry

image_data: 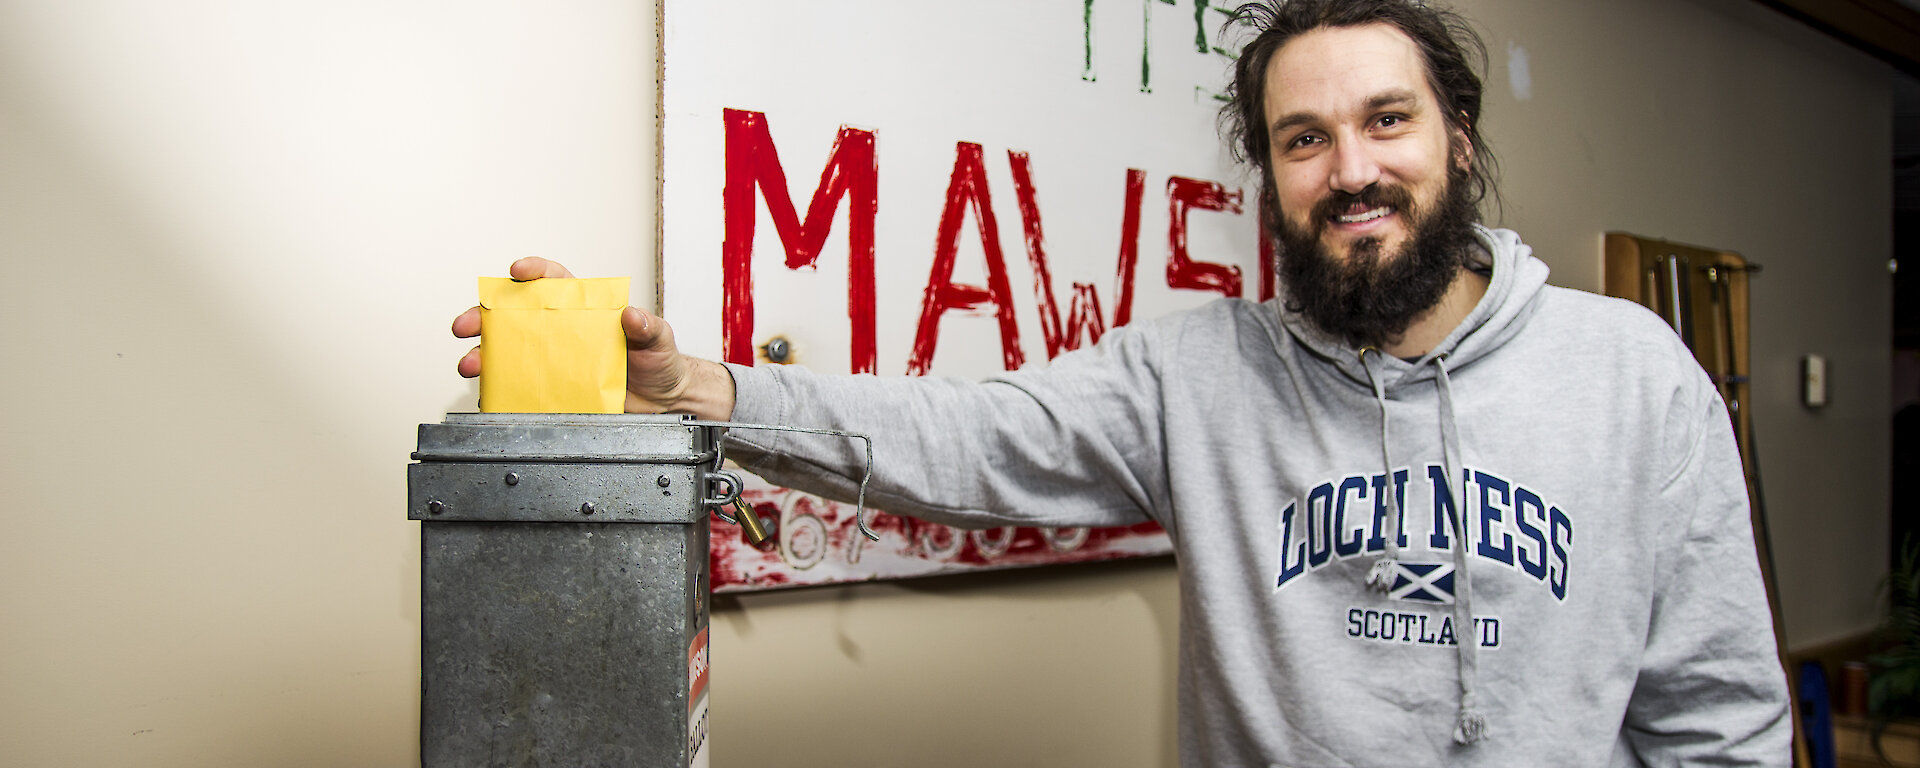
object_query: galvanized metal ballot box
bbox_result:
[407,413,729,768]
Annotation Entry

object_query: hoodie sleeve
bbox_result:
[1621,383,1791,766]
[716,320,1172,530]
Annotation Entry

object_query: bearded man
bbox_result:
[454,0,1790,764]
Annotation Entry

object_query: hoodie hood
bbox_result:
[1275,225,1551,392]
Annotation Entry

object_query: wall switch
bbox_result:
[1803,355,1828,408]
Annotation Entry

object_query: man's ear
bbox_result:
[1452,112,1475,171]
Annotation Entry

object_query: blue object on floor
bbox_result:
[1800,661,1836,768]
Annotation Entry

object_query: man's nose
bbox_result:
[1328,139,1382,194]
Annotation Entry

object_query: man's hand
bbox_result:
[452,257,737,420]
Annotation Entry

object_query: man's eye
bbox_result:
[1377,115,1401,128]
[1288,134,1321,149]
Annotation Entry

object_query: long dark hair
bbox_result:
[1219,0,1499,216]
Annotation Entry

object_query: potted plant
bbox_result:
[1872,536,1920,761]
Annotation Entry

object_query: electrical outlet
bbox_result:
[1803,355,1828,408]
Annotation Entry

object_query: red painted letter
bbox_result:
[1114,168,1146,328]
[907,142,1024,375]
[1007,152,1144,358]
[1165,176,1244,298]
[722,109,878,373]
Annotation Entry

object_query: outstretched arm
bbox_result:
[450,257,1170,531]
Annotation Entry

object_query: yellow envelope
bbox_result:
[478,276,630,414]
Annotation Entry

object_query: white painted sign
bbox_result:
[661,0,1269,589]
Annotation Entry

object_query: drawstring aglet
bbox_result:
[1364,557,1396,592]
[1453,709,1488,745]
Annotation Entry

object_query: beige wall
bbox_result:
[1472,0,1893,651]
[0,0,1889,766]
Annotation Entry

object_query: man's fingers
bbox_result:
[456,260,576,382]
[457,345,481,378]
[452,306,481,338]
[508,257,575,281]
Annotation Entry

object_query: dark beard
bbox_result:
[1273,169,1480,350]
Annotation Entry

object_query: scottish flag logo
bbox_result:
[1389,562,1456,604]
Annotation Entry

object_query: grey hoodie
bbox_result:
[725,226,1790,766]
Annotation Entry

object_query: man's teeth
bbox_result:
[1335,207,1391,224]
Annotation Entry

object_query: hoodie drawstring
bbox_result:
[1358,348,1403,591]
[1357,350,1488,746]
[1433,355,1487,745]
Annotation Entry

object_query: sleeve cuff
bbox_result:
[719,362,786,452]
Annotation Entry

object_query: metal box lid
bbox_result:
[408,414,730,523]
[412,413,718,464]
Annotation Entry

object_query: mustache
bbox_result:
[1310,185,1416,226]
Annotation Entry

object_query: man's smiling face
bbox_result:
[1260,21,1483,348]
[1263,22,1464,267]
